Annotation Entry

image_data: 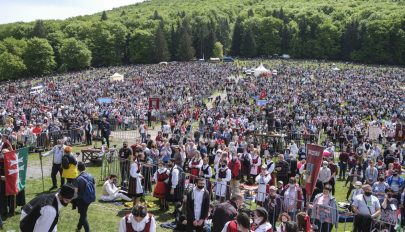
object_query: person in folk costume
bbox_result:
[255,167,271,206]
[250,149,262,184]
[128,154,144,206]
[153,160,170,211]
[199,156,213,197]
[139,152,153,194]
[239,148,252,183]
[228,152,242,197]
[266,155,276,186]
[118,205,156,232]
[252,207,273,232]
[166,158,184,208]
[216,159,232,202]
[214,149,224,167]
[221,212,251,232]
[189,151,203,184]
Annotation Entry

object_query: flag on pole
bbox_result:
[17,147,29,191]
[259,90,266,99]
[3,150,19,195]
[305,144,324,198]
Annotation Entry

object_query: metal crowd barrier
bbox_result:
[89,149,403,231]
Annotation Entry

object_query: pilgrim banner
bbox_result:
[3,150,19,195]
[149,97,160,110]
[395,124,404,142]
[17,147,29,191]
[305,144,324,198]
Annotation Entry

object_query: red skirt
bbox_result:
[153,181,167,199]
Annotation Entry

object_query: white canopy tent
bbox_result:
[254,64,271,77]
[110,73,124,82]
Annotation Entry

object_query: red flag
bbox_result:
[260,90,266,99]
[4,150,19,195]
[305,144,324,198]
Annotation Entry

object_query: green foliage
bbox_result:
[212,41,224,58]
[0,51,26,80]
[0,0,403,80]
[1,37,27,57]
[231,17,243,56]
[153,21,170,62]
[23,37,56,76]
[241,28,256,58]
[60,38,92,70]
[177,19,195,61]
[129,29,154,63]
[32,20,47,38]
[101,11,108,21]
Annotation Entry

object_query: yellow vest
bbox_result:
[62,164,78,179]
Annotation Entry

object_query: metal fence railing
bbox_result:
[95,153,402,232]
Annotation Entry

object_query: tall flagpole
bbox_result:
[39,151,44,192]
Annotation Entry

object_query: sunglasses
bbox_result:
[324,188,332,191]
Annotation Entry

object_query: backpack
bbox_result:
[62,155,70,169]
[78,173,96,204]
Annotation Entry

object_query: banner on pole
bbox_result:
[149,97,160,110]
[4,150,19,195]
[18,147,29,191]
[395,124,404,142]
[305,144,324,198]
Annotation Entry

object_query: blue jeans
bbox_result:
[339,162,347,179]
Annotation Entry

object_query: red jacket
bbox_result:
[228,159,241,179]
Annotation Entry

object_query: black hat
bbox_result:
[59,184,75,199]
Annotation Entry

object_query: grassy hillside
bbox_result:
[0,0,404,80]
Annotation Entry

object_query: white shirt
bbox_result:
[221,221,232,232]
[42,145,65,164]
[163,124,170,134]
[189,158,203,169]
[118,214,156,232]
[193,187,205,220]
[317,167,331,183]
[267,161,275,174]
[170,166,179,189]
[20,193,62,232]
[353,194,380,215]
[102,180,118,196]
[255,222,273,232]
[201,164,212,179]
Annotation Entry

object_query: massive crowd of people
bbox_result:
[0,60,404,232]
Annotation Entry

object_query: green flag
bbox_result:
[17,147,29,191]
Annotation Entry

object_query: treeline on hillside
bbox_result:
[0,0,404,80]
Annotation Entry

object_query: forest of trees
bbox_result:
[0,0,404,80]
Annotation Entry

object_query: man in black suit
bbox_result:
[186,178,210,232]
